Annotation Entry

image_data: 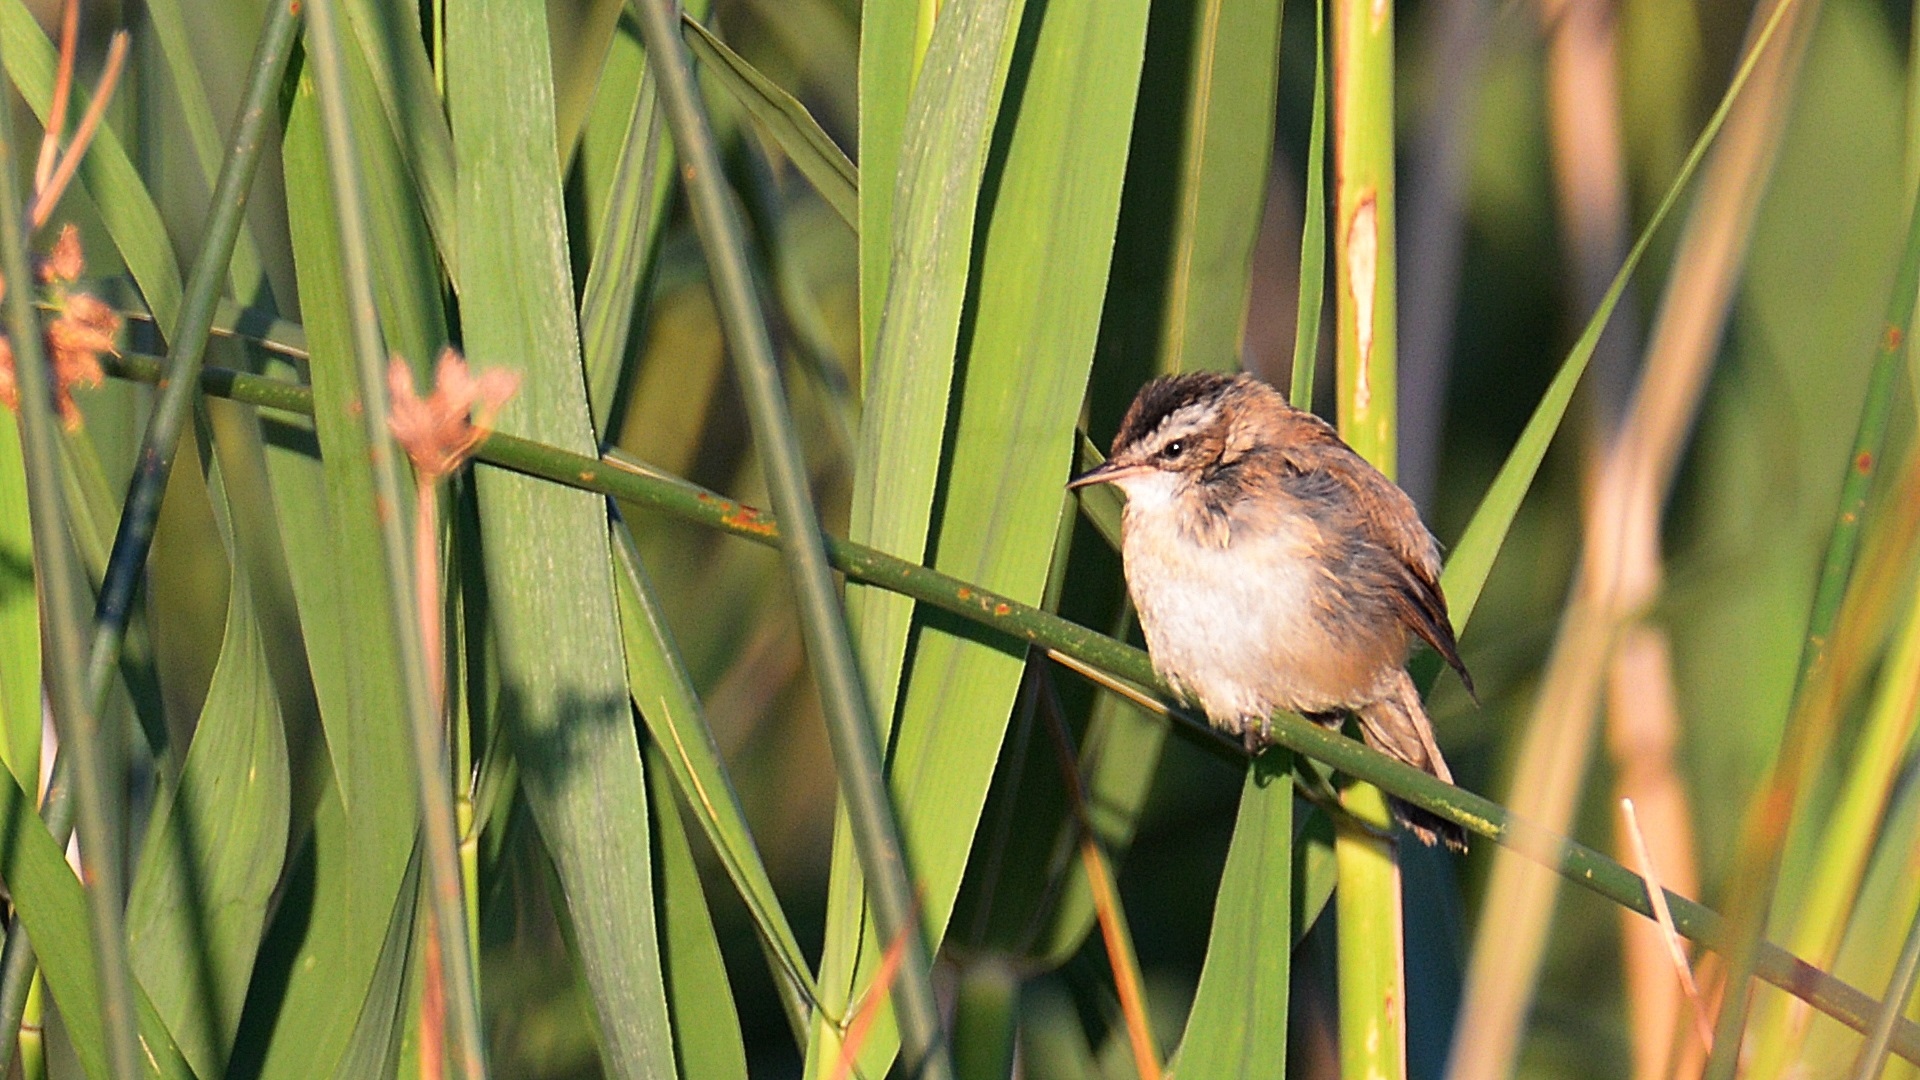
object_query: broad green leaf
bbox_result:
[0,409,39,788]
[0,763,193,1079]
[1289,0,1327,409]
[612,523,815,1030]
[141,0,271,299]
[683,18,856,228]
[841,0,1026,730]
[577,2,715,436]
[449,3,675,1076]
[822,0,1030,1056]
[241,71,424,1079]
[125,406,292,1079]
[0,0,183,329]
[1158,0,1284,372]
[647,743,751,1080]
[341,0,459,276]
[856,0,918,365]
[1292,804,1337,944]
[331,844,422,1079]
[1170,765,1291,1078]
[813,0,1152,1073]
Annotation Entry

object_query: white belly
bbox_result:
[1121,507,1341,724]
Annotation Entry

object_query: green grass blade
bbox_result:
[683,17,855,228]
[303,0,486,1071]
[817,3,1029,1064]
[141,0,270,298]
[340,0,458,277]
[245,63,432,1080]
[578,3,714,434]
[611,520,817,1035]
[328,845,423,1079]
[0,410,38,789]
[552,0,625,172]
[0,765,194,1079]
[1159,0,1284,372]
[1169,764,1292,1077]
[450,2,675,1075]
[952,962,1019,1080]
[124,406,292,1078]
[841,0,1027,745]
[646,743,752,1080]
[1708,109,1920,1080]
[0,3,303,1068]
[0,0,182,329]
[1289,0,1327,409]
[818,0,1153,1070]
[857,0,919,365]
[1774,564,1920,994]
[1845,848,1920,1077]
[1292,806,1337,943]
[631,0,955,1074]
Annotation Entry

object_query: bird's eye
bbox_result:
[1161,439,1185,459]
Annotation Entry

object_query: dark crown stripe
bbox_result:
[1113,371,1237,455]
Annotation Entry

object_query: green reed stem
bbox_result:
[1330,0,1406,1068]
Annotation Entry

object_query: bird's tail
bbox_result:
[1353,669,1467,852]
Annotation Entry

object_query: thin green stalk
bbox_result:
[300,1,486,1076]
[1703,151,1920,1080]
[100,350,1920,1063]
[1847,887,1920,1080]
[0,31,139,1080]
[1331,0,1405,1070]
[0,7,302,1070]
[625,2,952,1076]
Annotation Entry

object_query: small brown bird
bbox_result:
[1069,371,1472,850]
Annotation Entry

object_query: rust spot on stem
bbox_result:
[720,504,777,537]
[1856,451,1874,474]
[1884,324,1904,352]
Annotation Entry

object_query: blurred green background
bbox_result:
[3,0,1918,1075]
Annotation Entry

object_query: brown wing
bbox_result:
[1278,407,1477,699]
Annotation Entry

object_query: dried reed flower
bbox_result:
[0,226,120,429]
[388,348,521,480]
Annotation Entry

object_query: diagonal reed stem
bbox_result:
[0,6,302,1070]
[625,2,953,1076]
[96,348,1920,1066]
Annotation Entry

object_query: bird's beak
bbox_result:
[1067,459,1147,489]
